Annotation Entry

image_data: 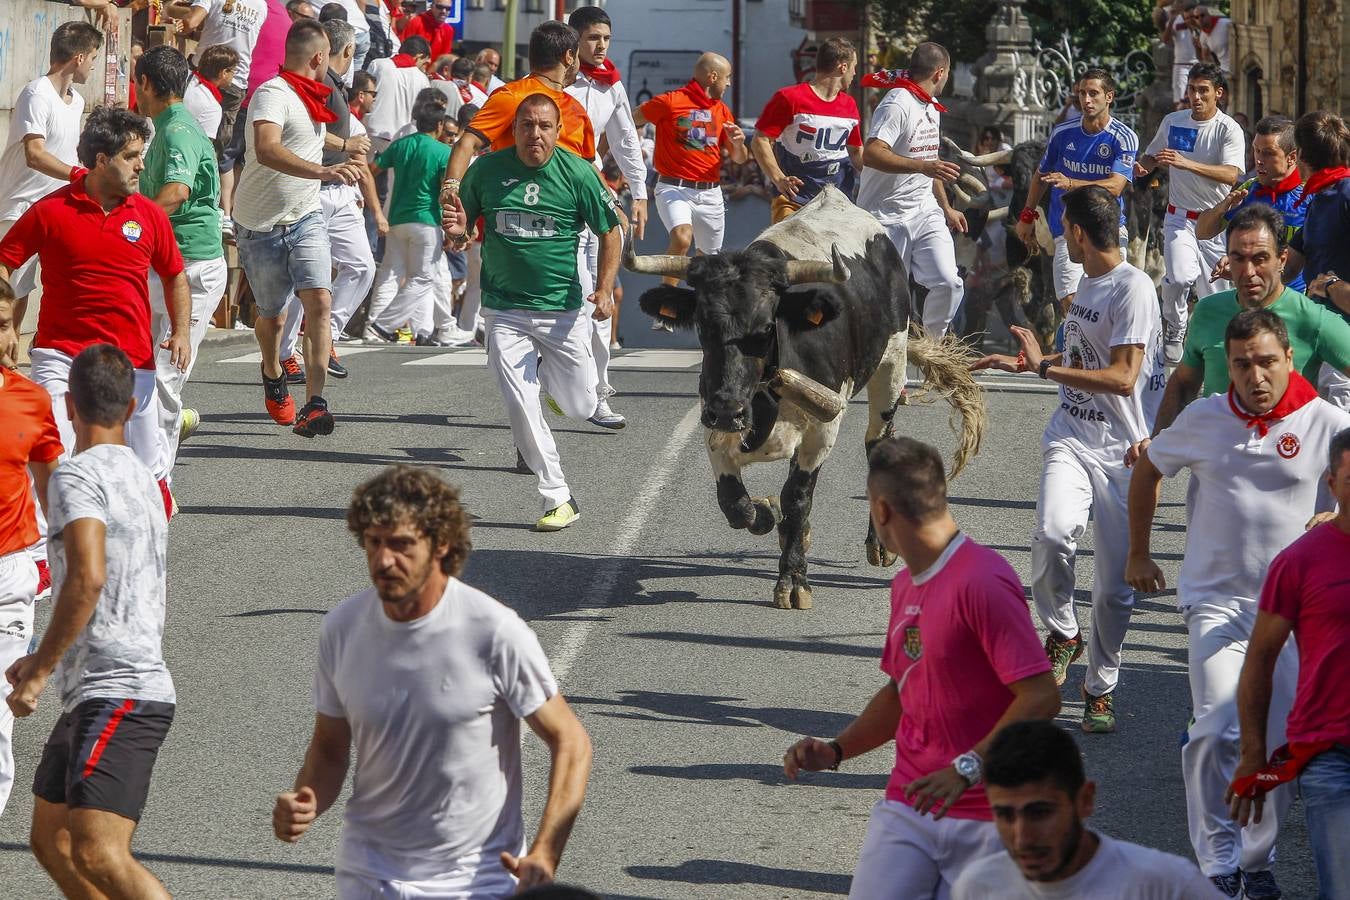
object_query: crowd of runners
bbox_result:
[1,3,1349,898]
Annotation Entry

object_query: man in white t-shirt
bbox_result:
[974,185,1164,735]
[273,466,593,899]
[1138,62,1245,362]
[0,21,102,329]
[954,720,1220,899]
[1190,5,1232,76]
[1127,309,1350,898]
[183,44,240,140]
[365,36,433,151]
[855,42,967,339]
[233,19,364,438]
[7,344,176,900]
[1164,0,1201,105]
[567,5,648,429]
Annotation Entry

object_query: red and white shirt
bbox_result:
[856,87,942,222]
[755,82,860,203]
[0,177,184,370]
[1147,392,1350,611]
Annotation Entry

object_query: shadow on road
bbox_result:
[625,630,880,660]
[625,859,850,895]
[630,762,887,791]
[570,689,854,737]
[0,842,334,875]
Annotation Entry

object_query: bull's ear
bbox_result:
[777,287,841,332]
[637,286,698,330]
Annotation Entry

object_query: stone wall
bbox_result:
[1232,0,1346,119]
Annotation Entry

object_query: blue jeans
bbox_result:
[1301,744,1350,899]
[235,210,333,317]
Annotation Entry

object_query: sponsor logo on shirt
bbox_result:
[1168,125,1200,152]
[121,221,143,243]
[903,626,923,661]
[501,178,519,187]
[1062,158,1116,176]
[496,210,558,238]
[794,123,852,152]
[1276,432,1301,459]
[1097,143,1113,158]
[1067,142,1077,151]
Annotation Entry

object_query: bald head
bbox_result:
[693,52,732,100]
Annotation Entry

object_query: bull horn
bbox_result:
[784,244,850,285]
[623,229,691,280]
[964,149,1013,167]
[958,172,987,195]
[949,184,973,207]
[986,206,1009,222]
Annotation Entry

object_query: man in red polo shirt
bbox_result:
[634,53,747,290]
[0,107,190,487]
[399,0,456,61]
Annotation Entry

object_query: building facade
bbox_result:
[1230,0,1350,120]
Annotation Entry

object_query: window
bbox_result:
[524,0,543,11]
[467,0,484,8]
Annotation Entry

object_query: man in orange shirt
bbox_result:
[440,21,594,195]
[634,52,747,289]
[0,280,62,817]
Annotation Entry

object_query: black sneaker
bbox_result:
[1209,872,1241,898]
[327,348,349,379]
[293,397,335,437]
[1241,870,1282,900]
[281,355,305,385]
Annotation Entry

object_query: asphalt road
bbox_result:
[1,338,1318,899]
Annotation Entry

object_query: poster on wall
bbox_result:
[628,50,703,108]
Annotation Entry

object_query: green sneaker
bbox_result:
[544,394,564,416]
[1081,687,1116,734]
[179,407,200,442]
[1044,632,1084,686]
[535,498,580,532]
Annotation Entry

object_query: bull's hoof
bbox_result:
[747,496,781,536]
[773,576,813,610]
[866,537,898,568]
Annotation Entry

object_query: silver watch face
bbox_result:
[956,754,980,780]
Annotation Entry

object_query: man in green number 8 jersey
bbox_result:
[444,92,621,531]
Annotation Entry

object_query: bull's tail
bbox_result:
[905,329,987,477]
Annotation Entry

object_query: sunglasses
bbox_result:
[360,89,378,97]
[434,4,453,10]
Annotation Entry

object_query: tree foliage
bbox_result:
[870,0,1156,66]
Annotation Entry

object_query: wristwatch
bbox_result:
[952,751,983,786]
[1038,358,1053,380]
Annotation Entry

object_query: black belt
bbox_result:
[658,175,719,191]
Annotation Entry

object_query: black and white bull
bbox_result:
[625,187,986,609]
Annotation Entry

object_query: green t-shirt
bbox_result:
[376,132,453,227]
[1181,286,1350,395]
[139,103,222,261]
[459,146,621,312]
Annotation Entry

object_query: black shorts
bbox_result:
[33,697,174,822]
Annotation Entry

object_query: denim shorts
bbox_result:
[235,210,333,318]
[446,248,468,280]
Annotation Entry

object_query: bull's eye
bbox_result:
[732,328,774,358]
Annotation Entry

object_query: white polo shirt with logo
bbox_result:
[855,88,941,224]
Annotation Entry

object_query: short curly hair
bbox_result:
[347,466,472,576]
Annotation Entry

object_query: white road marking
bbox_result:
[403,348,704,369]
[218,346,383,364]
[402,349,488,366]
[547,402,704,684]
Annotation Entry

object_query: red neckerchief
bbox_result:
[277,69,338,124]
[1252,167,1302,204]
[1230,741,1335,799]
[681,79,716,110]
[1227,371,1320,437]
[470,80,488,93]
[861,69,948,111]
[416,9,442,33]
[193,72,223,103]
[391,53,418,69]
[348,101,364,121]
[580,58,621,86]
[1295,166,1350,207]
[1202,16,1219,33]
[457,82,473,104]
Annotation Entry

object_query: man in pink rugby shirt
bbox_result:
[783,436,1061,899]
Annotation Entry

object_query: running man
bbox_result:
[0,280,63,817]
[975,186,1164,733]
[444,94,621,531]
[6,344,176,900]
[0,21,103,333]
[0,106,189,490]
[752,38,862,224]
[273,466,592,897]
[634,53,747,290]
[233,18,364,437]
[855,42,967,339]
[1127,309,1350,898]
[1195,116,1305,290]
[135,46,227,486]
[1141,205,1350,444]
[1015,69,1137,314]
[567,4,649,428]
[1137,62,1245,362]
[783,437,1060,899]
[953,721,1218,898]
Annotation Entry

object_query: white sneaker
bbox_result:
[650,317,674,333]
[588,397,626,429]
[434,326,478,347]
[1163,320,1187,366]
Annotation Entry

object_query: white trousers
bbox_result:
[883,207,965,339]
[150,257,228,482]
[428,252,458,341]
[0,550,38,818]
[849,798,1000,900]
[456,242,483,334]
[1032,441,1135,696]
[280,186,377,358]
[368,223,442,337]
[575,227,611,398]
[486,308,597,510]
[1161,211,1228,333]
[1182,601,1298,876]
[653,182,726,253]
[336,868,514,899]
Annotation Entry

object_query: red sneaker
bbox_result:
[262,367,296,426]
[35,559,52,601]
[292,398,334,437]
